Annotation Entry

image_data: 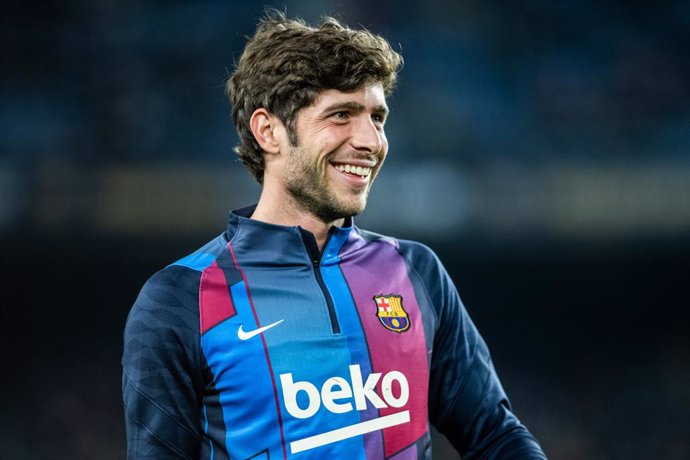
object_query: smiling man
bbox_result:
[251,85,388,242]
[122,12,546,460]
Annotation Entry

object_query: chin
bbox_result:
[337,203,367,219]
[316,200,366,222]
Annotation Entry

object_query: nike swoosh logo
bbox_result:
[237,319,285,341]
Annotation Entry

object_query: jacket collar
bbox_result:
[225,205,355,266]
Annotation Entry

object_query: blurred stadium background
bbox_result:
[1,1,689,458]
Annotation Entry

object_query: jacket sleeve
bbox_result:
[122,266,205,459]
[402,241,547,459]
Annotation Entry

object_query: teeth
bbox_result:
[335,164,371,177]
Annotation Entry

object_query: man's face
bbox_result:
[281,83,389,223]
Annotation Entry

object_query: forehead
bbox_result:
[309,83,388,111]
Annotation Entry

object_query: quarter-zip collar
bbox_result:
[226,205,354,267]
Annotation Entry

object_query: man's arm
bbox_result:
[122,266,204,459]
[401,241,546,459]
[428,284,546,459]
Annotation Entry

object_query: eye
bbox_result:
[332,111,350,120]
[371,113,386,125]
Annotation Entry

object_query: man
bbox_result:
[122,12,547,460]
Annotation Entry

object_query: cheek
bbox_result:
[379,134,389,160]
[323,130,348,153]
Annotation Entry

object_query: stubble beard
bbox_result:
[284,145,371,223]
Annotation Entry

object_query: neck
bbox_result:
[251,189,345,251]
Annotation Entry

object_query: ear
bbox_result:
[250,108,283,154]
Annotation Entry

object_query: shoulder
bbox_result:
[356,226,435,254]
[126,233,228,335]
[354,228,451,298]
[356,227,444,273]
[397,238,441,265]
[168,233,229,272]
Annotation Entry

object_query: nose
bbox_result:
[350,116,384,154]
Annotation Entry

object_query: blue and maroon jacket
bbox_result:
[122,206,545,459]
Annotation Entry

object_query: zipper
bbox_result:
[300,228,341,334]
[312,258,341,334]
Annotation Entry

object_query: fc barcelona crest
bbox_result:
[374,295,410,333]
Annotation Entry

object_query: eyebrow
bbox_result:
[322,101,389,116]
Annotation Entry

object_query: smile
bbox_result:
[333,164,372,178]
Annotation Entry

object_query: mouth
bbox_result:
[333,163,373,179]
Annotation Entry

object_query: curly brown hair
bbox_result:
[226,11,403,183]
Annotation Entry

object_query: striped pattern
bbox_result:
[188,222,431,459]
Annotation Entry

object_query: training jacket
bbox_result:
[122,206,546,459]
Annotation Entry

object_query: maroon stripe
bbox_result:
[340,240,429,457]
[199,261,236,334]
